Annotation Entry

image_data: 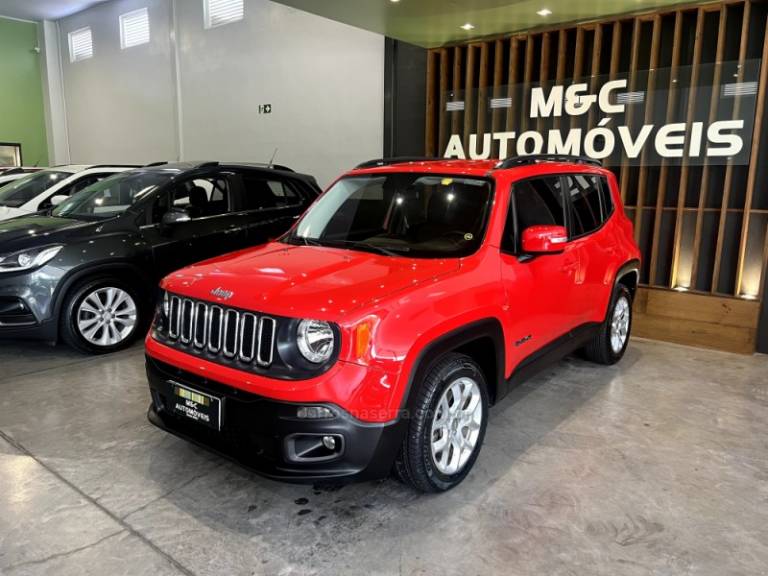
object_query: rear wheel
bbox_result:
[60,278,144,354]
[582,284,632,365]
[394,353,489,492]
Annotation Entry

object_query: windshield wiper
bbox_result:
[324,239,410,257]
[289,235,408,257]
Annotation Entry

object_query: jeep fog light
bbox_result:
[297,319,335,363]
[296,406,334,419]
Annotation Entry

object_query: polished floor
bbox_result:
[0,338,766,576]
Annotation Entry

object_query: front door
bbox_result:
[499,175,581,367]
[141,172,250,277]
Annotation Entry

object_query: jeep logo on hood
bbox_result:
[210,287,234,300]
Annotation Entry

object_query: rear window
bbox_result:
[241,174,301,210]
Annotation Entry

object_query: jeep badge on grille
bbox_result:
[210,287,234,300]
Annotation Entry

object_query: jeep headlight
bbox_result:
[0,245,63,273]
[296,319,335,364]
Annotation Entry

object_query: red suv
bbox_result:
[145,156,641,492]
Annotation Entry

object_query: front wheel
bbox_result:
[394,353,489,492]
[60,278,144,354]
[582,284,633,365]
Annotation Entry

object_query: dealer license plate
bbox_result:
[170,382,222,431]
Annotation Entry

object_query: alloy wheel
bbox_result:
[430,376,483,475]
[610,295,630,353]
[76,287,138,347]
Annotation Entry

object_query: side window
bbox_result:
[39,174,107,209]
[68,175,105,196]
[169,176,232,219]
[240,174,301,210]
[566,174,603,238]
[503,177,565,252]
[600,176,615,219]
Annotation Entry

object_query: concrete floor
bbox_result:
[0,339,767,576]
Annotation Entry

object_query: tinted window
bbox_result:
[566,174,602,237]
[601,177,614,218]
[40,173,110,209]
[288,174,492,258]
[504,177,565,252]
[167,176,231,220]
[241,174,300,210]
[0,171,70,208]
[53,172,168,220]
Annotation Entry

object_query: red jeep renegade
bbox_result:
[145,156,641,492]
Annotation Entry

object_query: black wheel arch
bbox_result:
[400,318,506,414]
[49,261,156,343]
[614,259,640,299]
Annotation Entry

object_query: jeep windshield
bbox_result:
[0,171,70,208]
[285,173,492,258]
[52,171,169,220]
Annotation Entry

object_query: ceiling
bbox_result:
[271,0,707,48]
[0,0,107,22]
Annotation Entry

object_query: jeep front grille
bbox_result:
[163,294,276,367]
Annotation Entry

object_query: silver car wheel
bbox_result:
[76,287,137,347]
[610,295,631,354]
[430,376,483,475]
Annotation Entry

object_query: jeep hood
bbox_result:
[162,243,461,319]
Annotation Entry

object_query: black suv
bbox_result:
[0,161,320,353]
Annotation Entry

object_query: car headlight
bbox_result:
[0,245,63,273]
[296,319,335,364]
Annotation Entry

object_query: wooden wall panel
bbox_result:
[424,0,768,353]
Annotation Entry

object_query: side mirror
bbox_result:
[49,195,68,207]
[162,208,191,226]
[521,225,569,254]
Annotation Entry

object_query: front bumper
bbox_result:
[0,270,59,341]
[146,355,406,483]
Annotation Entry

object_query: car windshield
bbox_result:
[0,171,70,208]
[53,171,169,220]
[286,173,493,258]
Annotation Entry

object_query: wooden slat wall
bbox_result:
[425,0,768,353]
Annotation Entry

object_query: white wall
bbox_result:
[58,0,178,164]
[39,20,71,165]
[54,0,385,186]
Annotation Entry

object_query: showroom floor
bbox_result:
[0,339,766,576]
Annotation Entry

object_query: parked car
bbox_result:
[0,164,138,221]
[0,161,321,354]
[0,167,44,188]
[144,155,641,492]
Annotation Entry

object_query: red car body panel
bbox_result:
[146,160,640,426]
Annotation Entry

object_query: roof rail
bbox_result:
[90,164,141,169]
[234,162,295,172]
[495,155,603,169]
[144,161,168,167]
[195,161,220,169]
[355,156,440,169]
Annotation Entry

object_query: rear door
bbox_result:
[563,173,618,324]
[141,170,250,277]
[231,170,312,245]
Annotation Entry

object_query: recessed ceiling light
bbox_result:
[460,22,475,31]
[390,0,400,3]
[537,8,552,16]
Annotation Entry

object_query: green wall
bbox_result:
[0,17,48,166]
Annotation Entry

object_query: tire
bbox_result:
[394,353,489,493]
[582,284,633,365]
[60,277,145,355]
